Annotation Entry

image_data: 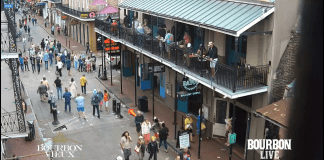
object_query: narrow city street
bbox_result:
[4,12,179,160]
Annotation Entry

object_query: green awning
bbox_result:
[119,0,275,37]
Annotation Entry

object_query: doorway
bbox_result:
[225,35,247,66]
[212,98,230,138]
[229,103,248,148]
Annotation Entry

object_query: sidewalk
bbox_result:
[98,74,244,160]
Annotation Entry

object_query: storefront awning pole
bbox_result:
[229,101,236,160]
[120,43,123,94]
[174,20,178,140]
[135,51,138,107]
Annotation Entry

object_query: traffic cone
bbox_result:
[128,109,137,117]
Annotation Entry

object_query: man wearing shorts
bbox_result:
[75,93,86,119]
[103,90,110,113]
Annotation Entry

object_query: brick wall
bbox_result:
[270,30,300,102]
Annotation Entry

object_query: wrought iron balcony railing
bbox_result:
[56,4,95,20]
[95,19,269,92]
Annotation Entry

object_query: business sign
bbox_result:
[80,13,89,18]
[182,77,198,91]
[61,16,67,20]
[4,4,13,8]
[179,131,190,149]
[148,63,165,73]
[178,91,201,98]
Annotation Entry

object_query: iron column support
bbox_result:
[135,51,137,107]
[233,37,239,93]
[152,59,155,120]
[229,101,236,160]
[198,86,203,159]
[174,71,178,140]
[120,44,123,94]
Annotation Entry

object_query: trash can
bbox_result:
[138,96,148,112]
[25,121,35,141]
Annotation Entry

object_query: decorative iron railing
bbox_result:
[1,0,17,53]
[56,4,95,20]
[95,19,269,92]
[1,111,20,133]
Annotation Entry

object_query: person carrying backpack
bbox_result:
[91,89,101,118]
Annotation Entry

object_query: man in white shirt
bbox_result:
[132,16,139,30]
[57,60,63,77]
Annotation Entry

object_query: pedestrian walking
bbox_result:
[75,93,86,119]
[61,53,66,67]
[182,148,191,160]
[18,56,24,72]
[97,90,104,112]
[56,41,61,53]
[30,54,36,73]
[53,76,63,100]
[66,57,71,76]
[147,136,159,160]
[103,90,110,113]
[24,24,27,32]
[51,25,54,35]
[135,136,146,160]
[57,60,63,76]
[40,39,45,51]
[63,88,72,112]
[86,57,91,73]
[37,81,47,102]
[57,26,61,35]
[28,15,31,22]
[91,89,101,118]
[43,51,49,70]
[184,114,194,143]
[69,78,77,98]
[49,50,53,66]
[120,131,132,160]
[158,123,169,153]
[27,26,30,34]
[197,108,206,135]
[74,54,78,70]
[44,39,49,47]
[135,111,144,136]
[86,42,90,54]
[78,56,84,72]
[91,55,96,72]
[80,75,88,94]
[142,118,152,145]
[23,55,30,71]
[42,76,50,90]
[225,118,232,146]
[151,117,162,145]
[48,90,57,113]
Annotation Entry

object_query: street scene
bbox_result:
[1,0,322,160]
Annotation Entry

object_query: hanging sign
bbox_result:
[89,12,96,18]
[179,131,190,149]
[178,91,201,98]
[80,13,89,18]
[182,77,198,91]
[61,16,67,19]
[147,63,165,73]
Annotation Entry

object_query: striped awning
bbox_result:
[119,0,275,37]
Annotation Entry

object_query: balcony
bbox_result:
[56,4,95,21]
[95,20,269,96]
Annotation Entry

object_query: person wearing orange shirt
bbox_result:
[103,90,110,113]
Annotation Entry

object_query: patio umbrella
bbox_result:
[90,0,107,5]
[98,5,118,14]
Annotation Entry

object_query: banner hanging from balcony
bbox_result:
[90,0,107,5]
[98,5,118,14]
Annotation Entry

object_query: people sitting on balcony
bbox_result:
[183,32,191,45]
[163,30,174,59]
[144,25,152,35]
[136,23,145,34]
[132,16,139,29]
[158,24,167,38]
[111,20,118,36]
[158,35,164,57]
[106,15,112,23]
[124,15,130,28]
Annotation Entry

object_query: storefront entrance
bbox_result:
[226,35,247,66]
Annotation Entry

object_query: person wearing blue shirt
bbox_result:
[75,93,85,119]
[49,51,54,66]
[43,51,49,70]
[66,58,71,76]
[19,56,24,72]
[56,41,61,53]
[63,88,72,112]
[61,53,66,67]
